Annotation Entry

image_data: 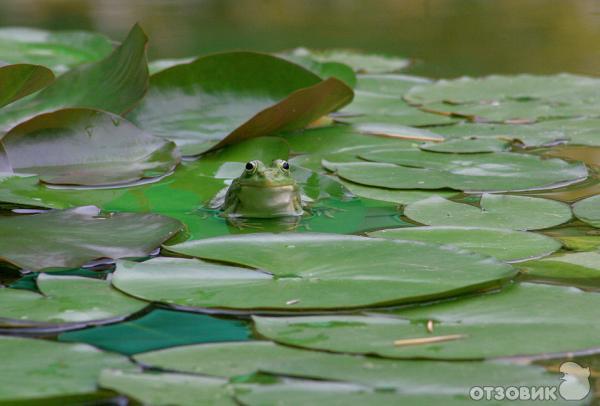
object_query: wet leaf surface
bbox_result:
[404,194,572,230]
[368,226,561,262]
[2,109,180,186]
[0,206,183,271]
[288,48,411,73]
[521,252,600,289]
[0,274,147,330]
[573,195,600,228]
[419,137,510,153]
[255,283,600,359]
[0,336,135,402]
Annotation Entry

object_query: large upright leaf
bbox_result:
[0,274,147,330]
[404,194,572,230]
[2,109,180,186]
[129,52,353,155]
[141,233,517,310]
[0,336,136,403]
[0,24,148,133]
[0,206,183,271]
[0,27,114,73]
[0,63,54,108]
[254,283,600,359]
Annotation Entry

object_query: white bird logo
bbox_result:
[559,361,591,401]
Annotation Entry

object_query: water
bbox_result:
[0,0,599,78]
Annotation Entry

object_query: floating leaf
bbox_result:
[521,252,600,289]
[419,137,510,153]
[0,206,183,271]
[279,53,356,87]
[254,283,600,359]
[130,52,353,155]
[60,309,250,355]
[0,24,148,133]
[0,27,113,73]
[573,195,600,228]
[289,48,410,73]
[148,56,196,74]
[126,233,519,310]
[404,194,572,230]
[336,178,456,205]
[0,337,136,403]
[0,63,54,108]
[99,370,234,406]
[135,341,560,394]
[357,148,587,192]
[368,226,561,262]
[2,109,180,186]
[0,274,147,330]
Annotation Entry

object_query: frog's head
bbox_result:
[237,159,295,187]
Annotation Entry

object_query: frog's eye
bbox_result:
[245,161,257,172]
[274,159,290,171]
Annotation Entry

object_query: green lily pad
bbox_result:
[368,226,561,262]
[521,252,600,289]
[419,137,510,153]
[59,309,250,355]
[148,56,196,74]
[336,178,456,205]
[404,194,572,230]
[357,148,588,192]
[254,283,600,359]
[536,118,600,146]
[127,233,517,310]
[0,274,147,330]
[129,52,353,155]
[99,370,234,406]
[135,341,561,394]
[0,206,183,271]
[350,122,445,141]
[0,63,54,108]
[573,195,600,228]
[355,73,431,95]
[0,24,148,134]
[279,54,356,87]
[2,108,180,186]
[0,27,113,73]
[289,48,410,73]
[0,336,136,403]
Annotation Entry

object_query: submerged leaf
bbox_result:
[0,206,183,271]
[2,109,180,186]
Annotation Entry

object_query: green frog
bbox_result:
[219,159,304,218]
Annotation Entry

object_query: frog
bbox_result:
[219,159,304,218]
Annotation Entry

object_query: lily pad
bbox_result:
[0,63,54,108]
[573,195,600,228]
[404,194,572,230]
[0,27,114,73]
[129,52,353,155]
[419,137,510,153]
[336,178,456,205]
[0,336,136,403]
[99,370,234,406]
[357,148,588,192]
[521,252,600,289]
[254,283,600,359]
[135,341,561,394]
[279,53,356,87]
[0,206,183,271]
[125,233,518,310]
[368,226,561,262]
[288,48,410,73]
[0,24,148,134]
[2,109,180,186]
[59,309,250,355]
[0,274,147,330]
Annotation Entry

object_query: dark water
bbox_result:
[0,0,599,78]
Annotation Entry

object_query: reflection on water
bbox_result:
[0,0,599,77]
